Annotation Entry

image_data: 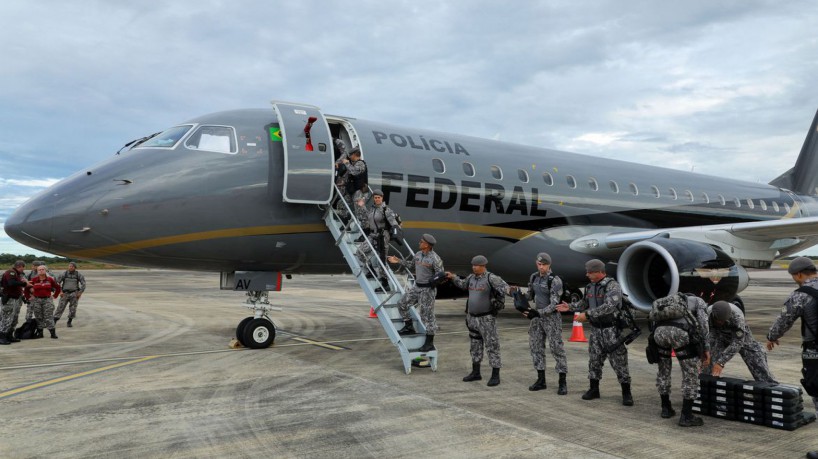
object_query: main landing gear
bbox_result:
[235,290,278,349]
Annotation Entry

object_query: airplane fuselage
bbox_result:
[7,107,818,299]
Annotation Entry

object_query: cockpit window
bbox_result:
[185,125,237,154]
[138,125,193,149]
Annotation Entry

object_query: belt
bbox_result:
[415,282,432,288]
[804,341,817,351]
[63,290,77,293]
[33,296,51,299]
[468,311,494,317]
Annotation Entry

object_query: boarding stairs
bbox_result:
[323,185,438,374]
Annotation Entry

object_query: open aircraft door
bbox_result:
[272,101,334,204]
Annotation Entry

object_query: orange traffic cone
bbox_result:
[569,312,587,342]
[368,306,378,318]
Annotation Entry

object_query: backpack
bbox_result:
[649,293,690,323]
[487,272,506,312]
[345,159,368,195]
[15,318,37,340]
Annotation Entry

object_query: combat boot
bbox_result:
[397,320,415,335]
[67,318,73,327]
[558,372,568,395]
[33,328,44,339]
[581,379,600,400]
[678,398,704,427]
[463,362,482,382]
[0,332,10,345]
[528,370,546,391]
[807,451,818,459]
[49,328,58,339]
[621,383,634,406]
[660,393,676,418]
[418,334,435,352]
[53,317,59,324]
[487,367,501,387]
[8,330,20,343]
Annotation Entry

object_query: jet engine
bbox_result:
[617,237,749,312]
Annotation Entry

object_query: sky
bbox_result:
[2,1,818,256]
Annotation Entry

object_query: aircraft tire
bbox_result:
[243,318,275,349]
[235,317,254,346]
[732,295,745,314]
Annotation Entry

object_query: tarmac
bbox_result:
[0,268,815,458]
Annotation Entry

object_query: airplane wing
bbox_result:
[569,216,818,259]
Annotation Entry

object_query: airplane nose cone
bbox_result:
[4,194,55,252]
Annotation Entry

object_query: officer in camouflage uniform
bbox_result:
[334,148,369,224]
[765,257,818,459]
[558,259,633,406]
[0,260,31,345]
[54,261,86,327]
[652,293,710,426]
[388,233,444,353]
[357,189,400,292]
[24,265,61,339]
[448,255,509,387]
[702,300,777,383]
[520,252,568,394]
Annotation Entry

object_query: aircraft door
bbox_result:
[271,101,334,204]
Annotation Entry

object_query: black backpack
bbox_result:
[346,159,368,195]
[15,318,37,340]
[487,272,506,312]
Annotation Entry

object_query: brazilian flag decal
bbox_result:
[269,127,282,142]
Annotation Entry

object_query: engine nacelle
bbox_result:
[617,237,749,312]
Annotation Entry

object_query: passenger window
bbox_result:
[785,203,791,213]
[543,172,554,186]
[717,195,726,205]
[650,186,660,198]
[701,192,710,204]
[140,125,193,149]
[629,183,638,196]
[668,188,678,200]
[733,198,741,208]
[746,198,754,209]
[588,177,599,191]
[518,169,529,183]
[463,162,475,177]
[566,175,577,189]
[760,200,767,211]
[184,125,237,154]
[490,165,503,180]
[772,201,780,212]
[609,180,619,193]
[684,190,694,202]
[432,158,445,174]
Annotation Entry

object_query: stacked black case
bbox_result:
[694,375,816,430]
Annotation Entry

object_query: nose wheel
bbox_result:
[235,290,280,349]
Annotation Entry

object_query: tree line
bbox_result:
[0,253,81,266]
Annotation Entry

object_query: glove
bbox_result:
[526,308,540,319]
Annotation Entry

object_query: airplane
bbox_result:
[7,100,818,354]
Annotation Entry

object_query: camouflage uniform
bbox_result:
[335,157,368,223]
[357,203,400,279]
[55,269,86,320]
[703,302,777,383]
[25,275,60,331]
[396,250,444,334]
[767,276,818,410]
[569,277,630,384]
[527,271,567,374]
[452,272,509,368]
[654,295,710,399]
[1,268,28,336]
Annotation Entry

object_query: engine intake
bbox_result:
[617,237,749,312]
